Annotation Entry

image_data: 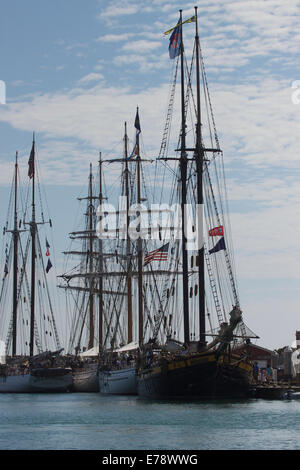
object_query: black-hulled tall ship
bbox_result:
[0,138,72,392]
[136,8,258,399]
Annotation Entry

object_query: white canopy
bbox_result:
[78,342,138,356]
[79,346,99,357]
[114,342,139,353]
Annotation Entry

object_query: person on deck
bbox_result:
[253,362,259,383]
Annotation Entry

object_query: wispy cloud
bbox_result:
[122,39,161,53]
[78,73,104,84]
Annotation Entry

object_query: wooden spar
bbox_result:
[88,163,95,350]
[12,152,18,357]
[179,10,190,345]
[194,6,206,349]
[124,122,133,344]
[136,109,144,346]
[98,153,103,350]
[30,133,36,357]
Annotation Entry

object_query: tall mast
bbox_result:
[29,133,36,356]
[194,6,206,348]
[12,152,18,357]
[179,10,190,346]
[98,153,103,350]
[136,109,143,345]
[124,122,133,344]
[137,159,143,345]
[88,163,94,350]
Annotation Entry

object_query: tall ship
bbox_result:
[59,162,103,392]
[136,8,258,399]
[59,141,143,395]
[0,137,72,392]
[97,118,145,395]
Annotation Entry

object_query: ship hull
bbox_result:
[29,368,73,393]
[72,364,99,392]
[99,367,137,395]
[0,374,32,393]
[137,352,252,399]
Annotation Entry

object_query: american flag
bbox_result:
[144,243,169,266]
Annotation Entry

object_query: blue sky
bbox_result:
[1,0,300,350]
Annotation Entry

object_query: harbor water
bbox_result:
[0,393,299,450]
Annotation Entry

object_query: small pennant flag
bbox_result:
[209,237,226,255]
[28,141,35,179]
[129,108,141,159]
[46,239,50,257]
[209,226,224,237]
[4,260,8,278]
[46,259,52,273]
[164,15,196,36]
[144,243,169,266]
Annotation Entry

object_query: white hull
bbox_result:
[0,374,32,393]
[72,364,99,392]
[99,367,137,395]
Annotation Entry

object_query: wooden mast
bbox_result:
[179,10,190,346]
[29,133,36,357]
[98,153,103,350]
[135,108,143,346]
[194,6,206,349]
[124,122,133,344]
[12,152,18,357]
[88,163,95,350]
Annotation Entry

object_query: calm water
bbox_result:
[0,393,299,450]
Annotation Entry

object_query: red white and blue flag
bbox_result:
[144,243,169,266]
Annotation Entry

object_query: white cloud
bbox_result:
[78,73,104,84]
[98,1,140,19]
[97,33,134,42]
[122,40,162,53]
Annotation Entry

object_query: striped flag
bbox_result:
[144,243,169,266]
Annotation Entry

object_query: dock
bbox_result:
[249,383,300,399]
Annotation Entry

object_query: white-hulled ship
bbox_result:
[99,342,138,395]
[58,163,104,392]
[0,139,72,392]
[97,114,150,395]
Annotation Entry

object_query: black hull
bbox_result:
[137,351,252,399]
